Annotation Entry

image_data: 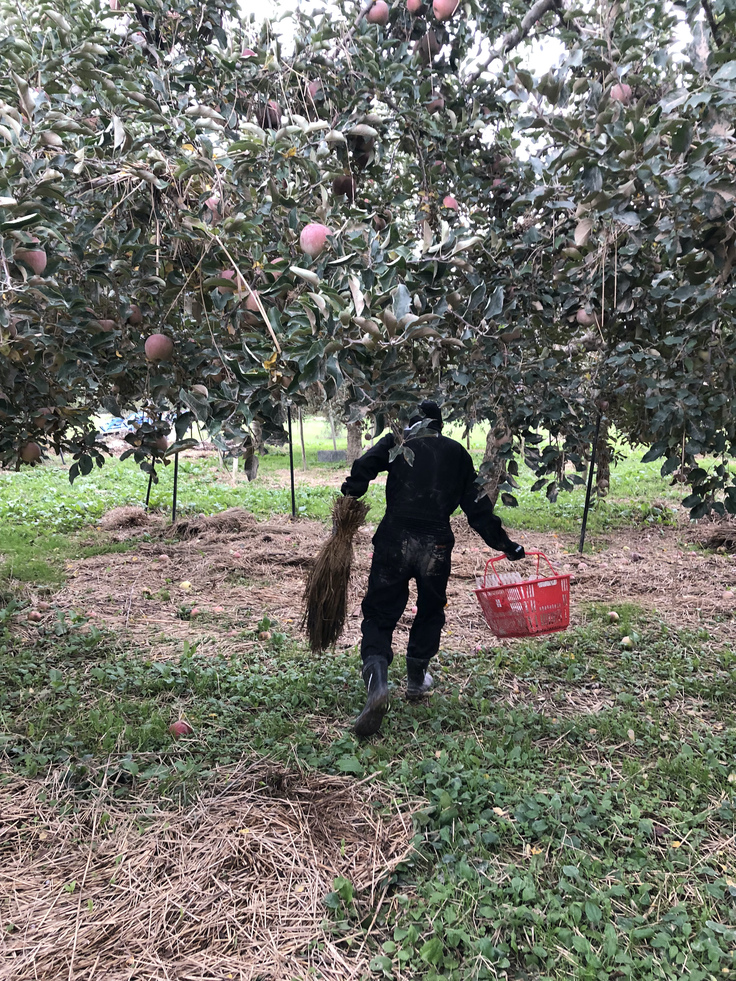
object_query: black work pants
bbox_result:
[360,527,453,666]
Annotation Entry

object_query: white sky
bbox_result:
[237,0,693,74]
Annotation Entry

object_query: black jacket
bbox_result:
[341,423,514,552]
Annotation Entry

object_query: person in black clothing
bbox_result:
[341,400,524,737]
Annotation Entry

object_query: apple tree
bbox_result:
[0,0,734,516]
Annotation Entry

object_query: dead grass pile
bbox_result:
[302,496,370,652]
[0,761,418,981]
[170,507,256,540]
[693,513,736,553]
[97,506,154,532]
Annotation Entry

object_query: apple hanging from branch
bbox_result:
[300,223,332,257]
[367,1,390,25]
[15,245,47,276]
[433,0,459,20]
[144,333,175,361]
[20,442,42,464]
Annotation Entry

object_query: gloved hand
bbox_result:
[505,542,525,561]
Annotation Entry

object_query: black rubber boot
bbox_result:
[406,657,433,699]
[354,657,389,738]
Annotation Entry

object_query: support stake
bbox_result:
[287,404,296,519]
[299,407,307,472]
[145,467,155,510]
[329,408,337,452]
[579,412,602,554]
[172,452,179,522]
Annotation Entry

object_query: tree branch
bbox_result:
[466,0,560,84]
[700,0,722,47]
[347,0,378,38]
[553,0,581,36]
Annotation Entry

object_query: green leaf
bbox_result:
[336,755,363,774]
[419,937,443,966]
[585,900,602,924]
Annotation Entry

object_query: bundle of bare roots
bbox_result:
[302,495,370,652]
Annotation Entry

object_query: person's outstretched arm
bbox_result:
[341,433,395,498]
[459,454,525,559]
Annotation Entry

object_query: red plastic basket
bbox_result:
[474,551,570,639]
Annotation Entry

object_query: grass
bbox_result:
[0,417,686,535]
[1,605,735,979]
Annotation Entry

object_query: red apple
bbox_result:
[300,222,332,257]
[426,93,445,113]
[169,720,193,737]
[433,0,458,19]
[28,610,43,623]
[332,175,356,200]
[96,319,116,332]
[610,83,632,104]
[245,290,260,312]
[153,435,168,453]
[256,100,281,129]
[367,1,390,24]
[414,30,439,62]
[205,195,221,221]
[219,269,245,294]
[20,442,42,464]
[576,308,596,327]
[144,333,175,361]
[241,48,257,58]
[407,0,424,12]
[307,79,323,100]
[127,304,142,325]
[442,194,459,211]
[15,248,47,275]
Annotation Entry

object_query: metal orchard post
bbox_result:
[145,468,155,510]
[287,404,296,519]
[172,452,180,521]
[579,412,602,554]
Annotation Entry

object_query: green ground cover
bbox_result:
[1,606,734,980]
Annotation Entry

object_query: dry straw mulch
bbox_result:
[170,508,256,540]
[0,761,419,981]
[303,496,370,653]
[37,506,736,662]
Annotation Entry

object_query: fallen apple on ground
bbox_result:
[169,720,193,737]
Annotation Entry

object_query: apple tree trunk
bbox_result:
[481,423,510,510]
[596,419,611,498]
[346,421,363,465]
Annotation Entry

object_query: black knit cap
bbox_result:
[419,400,442,423]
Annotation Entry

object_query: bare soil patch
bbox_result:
[0,761,418,981]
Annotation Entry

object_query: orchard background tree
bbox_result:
[0,0,734,516]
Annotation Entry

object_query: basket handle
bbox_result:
[482,550,559,586]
